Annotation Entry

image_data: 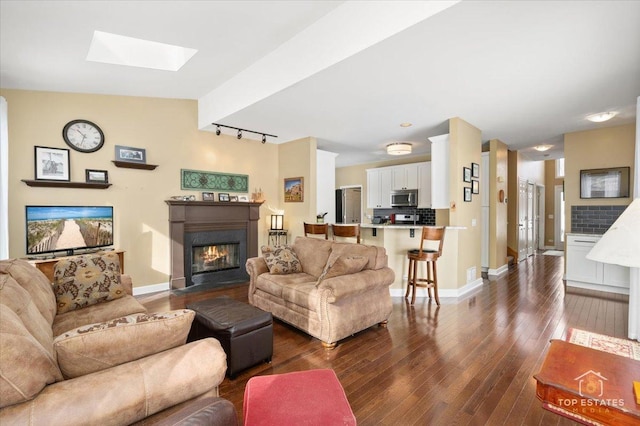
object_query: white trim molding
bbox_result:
[488,264,509,278]
[132,282,170,296]
[390,278,484,299]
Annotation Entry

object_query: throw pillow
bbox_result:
[53,252,126,314]
[53,309,195,379]
[261,245,303,275]
[316,253,368,286]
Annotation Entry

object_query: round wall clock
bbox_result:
[62,119,105,153]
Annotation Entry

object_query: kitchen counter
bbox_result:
[361,224,466,230]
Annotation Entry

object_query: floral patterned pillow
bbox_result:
[261,245,303,275]
[53,252,126,314]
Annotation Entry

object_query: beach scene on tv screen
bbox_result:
[26,206,113,254]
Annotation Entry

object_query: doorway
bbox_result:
[554,185,565,250]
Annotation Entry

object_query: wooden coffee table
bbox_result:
[534,340,640,425]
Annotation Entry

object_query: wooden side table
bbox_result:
[268,229,288,246]
[534,339,640,425]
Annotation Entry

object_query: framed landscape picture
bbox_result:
[284,177,304,202]
[115,145,146,164]
[35,146,70,181]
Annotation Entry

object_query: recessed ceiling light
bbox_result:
[534,145,552,152]
[86,31,197,71]
[387,142,412,155]
[586,111,618,123]
[399,122,412,127]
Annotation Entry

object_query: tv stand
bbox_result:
[26,250,125,283]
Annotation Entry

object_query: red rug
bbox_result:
[566,327,640,360]
[243,369,356,426]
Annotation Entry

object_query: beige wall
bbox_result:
[449,117,482,285]
[543,160,564,247]
[1,89,280,288]
[489,139,508,269]
[564,123,635,232]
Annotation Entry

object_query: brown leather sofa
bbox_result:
[246,236,395,349]
[0,256,234,426]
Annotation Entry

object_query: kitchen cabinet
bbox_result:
[566,234,630,294]
[392,164,419,190]
[428,134,450,209]
[417,162,431,208]
[366,168,392,208]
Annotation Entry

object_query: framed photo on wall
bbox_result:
[115,145,146,164]
[284,177,304,202]
[464,187,472,202]
[85,169,108,183]
[463,167,471,183]
[472,179,479,194]
[472,162,480,178]
[35,146,70,181]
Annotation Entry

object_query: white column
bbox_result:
[630,95,640,340]
[0,96,8,260]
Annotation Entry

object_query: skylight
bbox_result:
[86,31,197,72]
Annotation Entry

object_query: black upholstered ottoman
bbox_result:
[187,296,273,378]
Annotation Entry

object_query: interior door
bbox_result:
[518,178,528,261]
[527,182,535,256]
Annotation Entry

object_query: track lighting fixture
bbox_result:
[211,123,277,144]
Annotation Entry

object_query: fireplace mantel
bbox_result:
[166,200,263,290]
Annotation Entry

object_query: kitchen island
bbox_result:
[359,224,478,298]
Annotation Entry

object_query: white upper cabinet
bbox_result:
[392,164,419,190]
[429,134,450,209]
[417,162,431,208]
[366,168,392,208]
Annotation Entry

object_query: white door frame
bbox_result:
[536,185,545,250]
[554,185,564,250]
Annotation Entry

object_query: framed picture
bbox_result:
[229,195,239,202]
[115,145,146,164]
[472,162,480,178]
[464,187,472,202]
[85,169,108,183]
[35,146,70,181]
[284,177,304,202]
[238,195,249,202]
[463,167,471,183]
[218,193,230,202]
[202,192,215,201]
[472,180,479,194]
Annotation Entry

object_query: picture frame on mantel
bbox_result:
[284,177,304,202]
[35,146,70,181]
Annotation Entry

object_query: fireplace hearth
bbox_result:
[166,200,262,290]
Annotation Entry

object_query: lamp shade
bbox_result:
[587,198,640,267]
[386,142,412,155]
[270,215,284,230]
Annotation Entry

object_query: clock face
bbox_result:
[63,120,104,153]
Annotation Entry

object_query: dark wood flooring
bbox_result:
[136,253,629,425]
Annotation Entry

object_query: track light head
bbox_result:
[262,134,266,144]
[237,130,242,139]
[215,125,221,136]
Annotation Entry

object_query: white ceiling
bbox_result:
[1,1,638,167]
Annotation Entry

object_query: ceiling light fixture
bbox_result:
[212,123,277,144]
[534,144,552,152]
[400,122,412,128]
[387,142,412,156]
[586,111,618,123]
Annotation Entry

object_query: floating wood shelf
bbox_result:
[112,161,158,170]
[21,179,112,189]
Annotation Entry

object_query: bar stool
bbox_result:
[405,226,446,305]
[331,224,361,243]
[303,222,329,239]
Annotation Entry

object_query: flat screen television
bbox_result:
[26,206,114,256]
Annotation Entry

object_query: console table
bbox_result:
[534,340,640,425]
[27,250,125,283]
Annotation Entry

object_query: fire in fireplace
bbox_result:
[192,243,240,275]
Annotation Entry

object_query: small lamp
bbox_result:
[270,215,284,230]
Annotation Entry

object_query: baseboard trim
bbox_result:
[488,264,509,278]
[390,278,484,299]
[132,282,170,296]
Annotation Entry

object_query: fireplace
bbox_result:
[166,200,262,290]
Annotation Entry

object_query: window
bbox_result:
[555,158,565,178]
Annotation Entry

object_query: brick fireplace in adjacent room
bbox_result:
[166,200,263,290]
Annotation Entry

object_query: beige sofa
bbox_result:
[246,236,395,349]
[0,256,230,426]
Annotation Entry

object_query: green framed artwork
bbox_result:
[181,169,249,192]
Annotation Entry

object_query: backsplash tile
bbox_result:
[372,207,436,225]
[571,205,627,234]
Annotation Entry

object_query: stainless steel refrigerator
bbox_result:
[335,188,362,223]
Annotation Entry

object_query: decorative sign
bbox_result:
[181,169,248,192]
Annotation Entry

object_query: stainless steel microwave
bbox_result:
[390,189,418,207]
